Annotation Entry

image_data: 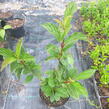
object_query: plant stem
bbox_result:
[57,40,65,67]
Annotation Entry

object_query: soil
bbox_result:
[39,89,69,107]
[0,41,8,48]
[6,18,24,29]
[0,11,13,19]
[98,86,109,96]
[101,97,109,109]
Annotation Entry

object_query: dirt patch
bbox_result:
[7,18,24,29]
[98,86,109,96]
[101,97,109,109]
[0,41,7,48]
[39,89,69,107]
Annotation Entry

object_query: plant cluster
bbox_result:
[0,38,41,82]
[80,0,109,39]
[0,2,96,104]
[41,2,95,102]
[90,44,109,85]
[81,0,109,86]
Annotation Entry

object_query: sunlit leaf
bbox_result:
[63,32,87,51]
[64,2,77,20]
[20,52,34,61]
[67,82,88,99]
[75,69,96,80]
[25,75,33,83]
[46,44,59,57]
[4,25,11,30]
[0,48,14,58]
[1,57,16,71]
[16,38,23,58]
[48,78,55,87]
[0,29,5,39]
[42,23,61,41]
[41,85,52,97]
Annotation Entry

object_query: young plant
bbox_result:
[0,20,11,41]
[41,2,95,102]
[80,0,109,41]
[90,44,109,85]
[0,38,41,82]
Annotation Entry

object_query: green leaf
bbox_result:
[0,48,14,58]
[20,47,34,61]
[72,82,88,97]
[75,69,96,80]
[15,68,23,80]
[61,22,72,39]
[1,57,16,71]
[10,61,18,72]
[63,43,75,52]
[67,68,78,78]
[56,88,68,98]
[45,70,54,77]
[67,82,88,99]
[50,95,55,102]
[20,47,25,54]
[22,69,29,74]
[42,23,61,41]
[31,64,41,78]
[63,32,86,51]
[61,17,72,39]
[67,83,80,99]
[54,93,61,101]
[16,38,23,58]
[41,85,52,97]
[25,75,33,83]
[64,2,77,20]
[46,44,59,57]
[67,54,74,67]
[63,16,71,27]
[48,78,55,87]
[4,25,11,30]
[16,71,22,80]
[20,52,34,61]
[60,2,77,39]
[0,29,5,39]
[60,59,69,69]
[45,56,56,61]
